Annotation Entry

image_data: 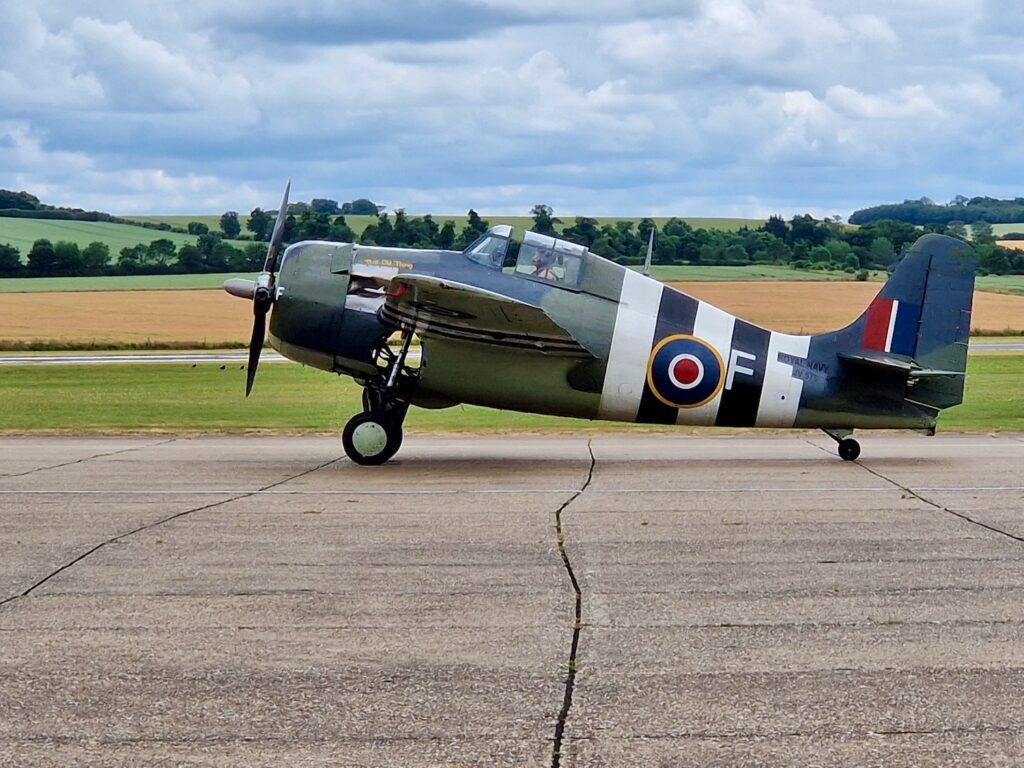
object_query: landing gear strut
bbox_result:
[342,330,414,465]
[823,428,861,462]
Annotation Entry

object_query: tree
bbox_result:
[118,245,146,274]
[971,221,995,245]
[530,204,559,235]
[562,217,600,248]
[27,239,57,276]
[0,243,21,276]
[762,215,789,241]
[247,207,271,241]
[328,216,356,243]
[456,209,489,248]
[146,238,177,267]
[177,244,204,273]
[310,198,340,215]
[187,221,209,235]
[437,221,456,250]
[219,211,241,239]
[341,198,380,215]
[81,242,111,274]
[945,220,968,240]
[868,237,896,268]
[0,190,41,210]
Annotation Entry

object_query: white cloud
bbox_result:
[0,1,1021,216]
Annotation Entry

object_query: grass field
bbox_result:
[0,355,1018,433]
[0,218,249,255]
[977,274,1024,295]
[992,224,1024,237]
[0,273,253,293]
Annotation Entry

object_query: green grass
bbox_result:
[0,355,1019,433]
[0,218,249,255]
[976,274,1024,295]
[992,224,1024,237]
[0,273,253,292]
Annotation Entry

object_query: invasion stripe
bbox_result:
[636,287,699,424]
[716,320,771,427]
[676,301,735,426]
[598,270,663,421]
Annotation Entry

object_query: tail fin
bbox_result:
[828,234,976,409]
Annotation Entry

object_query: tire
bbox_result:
[838,437,861,462]
[342,412,403,465]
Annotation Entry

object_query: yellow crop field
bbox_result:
[1,283,1022,346]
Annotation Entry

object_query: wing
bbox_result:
[380,273,593,358]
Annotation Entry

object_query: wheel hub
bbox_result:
[351,420,389,457]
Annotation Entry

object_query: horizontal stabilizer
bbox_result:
[839,351,965,379]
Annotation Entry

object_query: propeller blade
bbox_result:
[245,310,266,397]
[262,179,291,274]
[245,180,290,396]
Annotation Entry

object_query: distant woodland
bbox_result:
[2,191,1023,278]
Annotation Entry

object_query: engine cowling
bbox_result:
[270,241,392,377]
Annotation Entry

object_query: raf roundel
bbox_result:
[646,335,725,409]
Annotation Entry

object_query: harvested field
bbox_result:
[672,281,1024,334]
[0,290,251,347]
[1,283,1023,346]
[997,240,1024,251]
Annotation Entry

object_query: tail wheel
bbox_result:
[838,437,861,462]
[342,412,403,465]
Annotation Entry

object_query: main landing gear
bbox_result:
[342,330,414,465]
[823,429,861,462]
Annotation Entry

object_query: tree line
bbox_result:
[3,201,1024,279]
[850,195,1024,226]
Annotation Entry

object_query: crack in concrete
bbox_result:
[550,439,595,768]
[0,455,342,609]
[858,464,1024,545]
[805,437,1024,545]
[0,438,179,478]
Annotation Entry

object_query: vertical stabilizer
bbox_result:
[811,233,976,411]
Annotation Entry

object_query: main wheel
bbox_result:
[342,412,403,465]
[838,437,861,462]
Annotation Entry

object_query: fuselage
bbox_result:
[268,235,938,432]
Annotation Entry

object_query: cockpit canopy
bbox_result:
[514,231,586,289]
[464,225,512,269]
[463,225,588,289]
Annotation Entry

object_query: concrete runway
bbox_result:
[1,433,1023,767]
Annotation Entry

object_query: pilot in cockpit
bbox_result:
[531,248,558,281]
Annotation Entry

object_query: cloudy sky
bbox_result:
[1,1,1022,219]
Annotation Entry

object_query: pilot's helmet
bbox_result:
[532,247,554,265]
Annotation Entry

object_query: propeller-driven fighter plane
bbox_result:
[226,185,976,465]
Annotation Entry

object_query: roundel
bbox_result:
[646,334,725,409]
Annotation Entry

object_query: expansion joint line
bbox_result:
[550,439,595,768]
[0,455,343,609]
[0,438,179,479]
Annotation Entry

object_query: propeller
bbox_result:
[244,180,290,396]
